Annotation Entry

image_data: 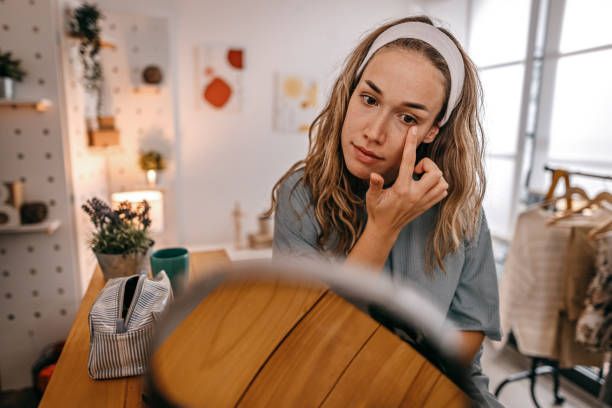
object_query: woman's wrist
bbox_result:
[363,219,401,249]
[345,219,400,273]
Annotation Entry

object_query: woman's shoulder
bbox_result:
[274,167,322,238]
[282,167,306,188]
[464,206,490,251]
[277,167,312,212]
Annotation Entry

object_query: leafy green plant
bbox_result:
[139,151,166,171]
[82,197,154,255]
[68,2,104,115]
[0,50,27,81]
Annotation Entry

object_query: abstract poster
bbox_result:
[273,73,319,133]
[197,45,244,111]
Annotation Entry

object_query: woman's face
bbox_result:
[340,48,447,185]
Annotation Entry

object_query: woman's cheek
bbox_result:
[391,135,409,167]
[344,106,362,133]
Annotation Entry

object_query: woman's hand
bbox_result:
[366,126,449,238]
[345,126,448,272]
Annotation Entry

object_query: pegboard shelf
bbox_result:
[0,219,61,235]
[67,34,117,49]
[0,99,52,111]
[133,86,161,94]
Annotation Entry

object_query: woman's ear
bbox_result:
[423,125,440,143]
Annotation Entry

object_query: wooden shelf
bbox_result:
[88,129,119,147]
[0,99,52,111]
[67,34,117,49]
[0,219,61,235]
[133,85,161,94]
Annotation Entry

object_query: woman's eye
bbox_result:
[361,95,377,106]
[401,114,416,125]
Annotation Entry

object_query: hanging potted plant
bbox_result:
[139,150,166,186]
[0,50,27,100]
[82,197,155,280]
[68,2,104,116]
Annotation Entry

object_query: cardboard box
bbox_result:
[97,116,116,130]
[89,129,120,147]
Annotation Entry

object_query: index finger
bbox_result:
[395,125,418,185]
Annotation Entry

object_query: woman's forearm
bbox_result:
[344,221,400,272]
[457,330,484,366]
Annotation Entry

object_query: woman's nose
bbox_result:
[365,113,387,144]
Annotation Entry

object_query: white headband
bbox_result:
[356,22,465,127]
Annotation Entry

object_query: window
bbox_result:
[559,0,612,53]
[468,0,532,239]
[528,0,612,199]
[469,0,612,239]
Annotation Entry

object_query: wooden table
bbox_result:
[40,250,469,407]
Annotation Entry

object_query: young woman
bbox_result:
[267,16,501,406]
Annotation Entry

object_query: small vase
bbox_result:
[95,246,153,280]
[146,169,160,186]
[0,77,15,100]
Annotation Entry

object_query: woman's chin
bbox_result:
[346,161,375,182]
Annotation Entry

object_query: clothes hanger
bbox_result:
[538,186,590,213]
[591,191,612,208]
[566,187,591,202]
[587,217,612,240]
[548,191,612,226]
[543,169,572,211]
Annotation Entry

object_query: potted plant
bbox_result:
[0,50,27,100]
[82,197,155,280]
[139,150,166,186]
[68,2,104,116]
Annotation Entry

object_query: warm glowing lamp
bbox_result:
[111,190,164,233]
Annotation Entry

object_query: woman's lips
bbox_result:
[353,144,382,164]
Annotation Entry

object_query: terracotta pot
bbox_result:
[95,246,153,280]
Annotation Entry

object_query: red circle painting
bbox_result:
[227,49,243,70]
[204,77,232,108]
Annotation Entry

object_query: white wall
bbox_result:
[417,0,470,46]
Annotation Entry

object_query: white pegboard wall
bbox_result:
[0,0,80,390]
[60,0,110,296]
[0,4,179,389]
[96,12,177,249]
[58,6,178,294]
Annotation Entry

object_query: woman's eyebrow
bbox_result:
[364,79,429,112]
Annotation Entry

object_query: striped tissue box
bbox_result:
[88,271,172,379]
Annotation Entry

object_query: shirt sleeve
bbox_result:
[272,171,325,261]
[446,209,502,341]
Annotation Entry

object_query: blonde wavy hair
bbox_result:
[266,16,486,273]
